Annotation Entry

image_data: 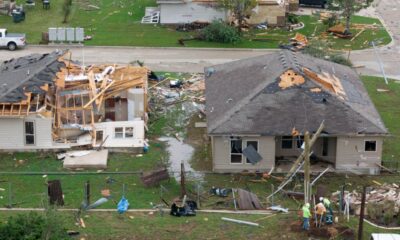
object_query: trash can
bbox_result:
[12,10,25,23]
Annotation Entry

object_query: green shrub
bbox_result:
[0,210,68,240]
[201,21,241,44]
[288,14,299,24]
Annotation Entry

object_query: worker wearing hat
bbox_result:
[302,203,311,230]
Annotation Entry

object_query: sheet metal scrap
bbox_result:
[236,188,263,210]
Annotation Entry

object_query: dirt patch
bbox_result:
[290,220,354,239]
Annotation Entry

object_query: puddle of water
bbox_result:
[159,137,204,181]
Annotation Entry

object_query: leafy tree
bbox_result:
[329,0,373,34]
[201,20,241,43]
[218,0,257,33]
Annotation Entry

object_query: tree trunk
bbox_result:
[345,14,351,35]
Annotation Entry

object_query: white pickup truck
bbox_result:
[0,28,26,51]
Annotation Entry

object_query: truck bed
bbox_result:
[6,33,25,38]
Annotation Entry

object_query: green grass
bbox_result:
[0,1,391,49]
[360,76,400,167]
[0,75,399,238]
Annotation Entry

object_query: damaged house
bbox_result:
[156,0,288,27]
[205,50,388,174]
[0,50,148,152]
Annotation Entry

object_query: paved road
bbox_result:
[349,0,400,80]
[0,0,398,78]
[0,45,275,73]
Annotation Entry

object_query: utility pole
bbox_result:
[371,41,388,85]
[304,131,310,204]
[358,186,367,240]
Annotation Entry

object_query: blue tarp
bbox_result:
[117,196,129,214]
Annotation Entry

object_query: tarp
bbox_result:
[117,196,129,214]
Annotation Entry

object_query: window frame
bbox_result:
[364,140,377,152]
[125,127,134,138]
[245,140,259,164]
[114,127,124,139]
[230,139,243,164]
[24,121,35,145]
[281,136,293,149]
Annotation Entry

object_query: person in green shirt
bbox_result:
[320,197,333,215]
[302,203,311,230]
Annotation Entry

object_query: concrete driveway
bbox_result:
[350,0,400,80]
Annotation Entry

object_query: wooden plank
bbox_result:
[88,71,99,105]
[83,80,115,109]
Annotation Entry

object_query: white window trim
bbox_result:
[230,139,243,164]
[364,140,377,152]
[114,126,135,139]
[114,127,124,139]
[24,120,36,146]
[124,127,134,138]
[245,140,259,165]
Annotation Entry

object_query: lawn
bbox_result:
[0,0,391,49]
[0,76,399,239]
[360,76,400,169]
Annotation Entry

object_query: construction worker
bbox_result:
[320,197,333,225]
[315,200,327,227]
[302,203,311,230]
[320,196,333,215]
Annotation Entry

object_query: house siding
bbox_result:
[212,136,275,172]
[0,116,54,149]
[93,120,145,148]
[159,2,226,24]
[248,4,286,26]
[335,136,383,174]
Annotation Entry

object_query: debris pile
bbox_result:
[331,183,400,215]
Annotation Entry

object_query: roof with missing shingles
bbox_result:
[0,50,66,103]
[205,50,387,136]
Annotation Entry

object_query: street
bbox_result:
[0,0,398,79]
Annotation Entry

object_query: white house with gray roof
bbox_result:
[205,50,388,175]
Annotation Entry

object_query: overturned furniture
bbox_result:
[0,50,149,152]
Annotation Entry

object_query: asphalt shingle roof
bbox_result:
[0,50,66,103]
[205,50,387,136]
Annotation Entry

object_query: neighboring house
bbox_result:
[205,50,388,174]
[157,0,226,24]
[0,51,148,151]
[157,0,287,26]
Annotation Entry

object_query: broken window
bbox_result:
[296,136,304,149]
[365,141,377,152]
[114,127,123,138]
[230,139,242,164]
[322,138,329,156]
[125,127,134,138]
[281,136,293,149]
[96,130,104,144]
[245,141,258,163]
[24,121,35,145]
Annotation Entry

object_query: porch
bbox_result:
[274,136,337,173]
